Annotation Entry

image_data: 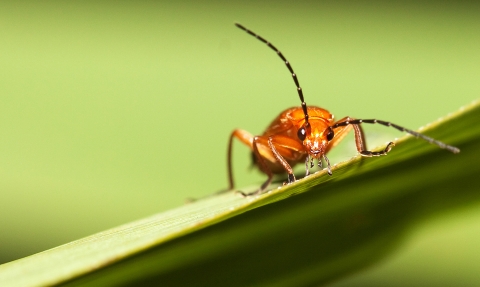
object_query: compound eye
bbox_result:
[326,128,334,141]
[297,127,306,141]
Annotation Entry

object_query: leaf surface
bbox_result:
[1,100,479,287]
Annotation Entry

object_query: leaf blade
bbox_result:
[1,100,479,287]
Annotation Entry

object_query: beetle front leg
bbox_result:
[332,116,395,157]
[350,122,395,156]
[268,137,296,184]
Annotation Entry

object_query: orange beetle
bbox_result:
[228,23,460,196]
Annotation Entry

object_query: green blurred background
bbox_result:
[0,1,478,285]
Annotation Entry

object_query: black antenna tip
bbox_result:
[234,23,309,121]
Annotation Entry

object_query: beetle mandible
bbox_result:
[228,23,460,196]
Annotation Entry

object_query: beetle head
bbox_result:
[297,121,334,159]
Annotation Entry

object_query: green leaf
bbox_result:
[1,100,479,287]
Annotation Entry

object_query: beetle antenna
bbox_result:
[332,119,460,154]
[235,23,310,127]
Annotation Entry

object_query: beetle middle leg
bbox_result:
[234,136,283,197]
[227,129,280,191]
[228,129,307,196]
[241,135,306,196]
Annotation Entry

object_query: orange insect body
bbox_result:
[228,23,460,196]
[262,106,333,166]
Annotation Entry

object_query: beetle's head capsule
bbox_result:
[300,122,333,159]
